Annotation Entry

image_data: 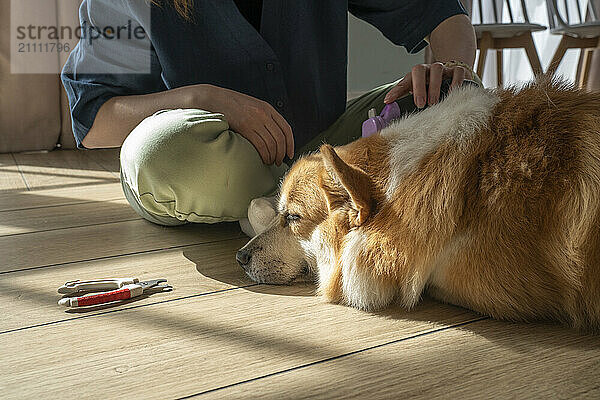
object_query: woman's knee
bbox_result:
[120,108,229,178]
[120,108,287,223]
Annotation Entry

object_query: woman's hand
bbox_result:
[200,85,294,166]
[383,62,473,108]
[85,83,294,154]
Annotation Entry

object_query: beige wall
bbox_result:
[0,0,79,153]
[347,13,424,96]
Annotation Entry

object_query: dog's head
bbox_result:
[236,144,375,285]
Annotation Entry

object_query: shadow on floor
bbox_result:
[184,243,316,298]
[184,240,600,342]
[9,148,121,173]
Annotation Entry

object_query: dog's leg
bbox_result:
[314,228,396,310]
[319,263,344,304]
[339,230,396,311]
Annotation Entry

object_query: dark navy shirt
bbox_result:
[61,0,467,149]
[234,0,263,31]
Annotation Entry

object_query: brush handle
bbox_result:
[58,284,143,307]
[57,278,138,294]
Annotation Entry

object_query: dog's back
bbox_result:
[427,79,600,331]
[244,76,600,331]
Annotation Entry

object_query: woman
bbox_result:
[61,0,477,235]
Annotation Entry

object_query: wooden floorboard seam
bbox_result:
[178,316,490,399]
[0,197,125,213]
[2,150,598,399]
[9,153,30,191]
[0,236,244,275]
[0,283,261,335]
[0,217,142,238]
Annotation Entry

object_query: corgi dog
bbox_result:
[237,78,600,331]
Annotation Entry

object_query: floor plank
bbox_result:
[83,148,121,174]
[0,220,243,273]
[0,198,139,236]
[0,237,251,333]
[204,319,600,400]
[0,182,124,212]
[12,150,119,191]
[5,146,597,400]
[0,153,28,191]
[0,288,478,399]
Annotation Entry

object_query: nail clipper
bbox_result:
[57,277,172,307]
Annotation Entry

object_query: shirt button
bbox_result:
[266,62,274,71]
[276,100,284,108]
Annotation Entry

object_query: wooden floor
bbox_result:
[1,149,599,399]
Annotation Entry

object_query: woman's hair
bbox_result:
[150,0,193,20]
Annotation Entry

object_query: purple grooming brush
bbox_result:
[361,79,479,138]
[361,102,403,138]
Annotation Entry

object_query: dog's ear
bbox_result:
[319,144,372,227]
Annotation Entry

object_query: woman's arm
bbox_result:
[82,85,204,149]
[384,14,477,106]
[83,84,294,165]
[429,14,476,66]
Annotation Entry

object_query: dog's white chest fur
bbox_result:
[381,86,500,199]
[300,227,335,286]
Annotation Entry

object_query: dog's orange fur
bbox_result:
[280,78,600,331]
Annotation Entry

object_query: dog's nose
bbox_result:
[236,248,251,267]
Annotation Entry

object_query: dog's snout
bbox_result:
[236,248,251,267]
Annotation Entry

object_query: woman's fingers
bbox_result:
[385,63,474,105]
[427,62,444,106]
[263,118,287,166]
[411,64,428,108]
[243,109,293,165]
[257,102,293,164]
[271,112,294,159]
[258,126,279,165]
[450,66,466,90]
[384,77,410,104]
[249,129,273,165]
[209,87,295,164]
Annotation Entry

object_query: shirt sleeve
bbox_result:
[348,0,468,54]
[61,0,165,149]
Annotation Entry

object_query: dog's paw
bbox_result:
[340,267,396,311]
[318,271,344,305]
[342,283,396,311]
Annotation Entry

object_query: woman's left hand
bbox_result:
[384,62,473,108]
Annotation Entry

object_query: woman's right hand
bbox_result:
[193,84,294,166]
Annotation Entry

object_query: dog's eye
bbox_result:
[286,213,301,223]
